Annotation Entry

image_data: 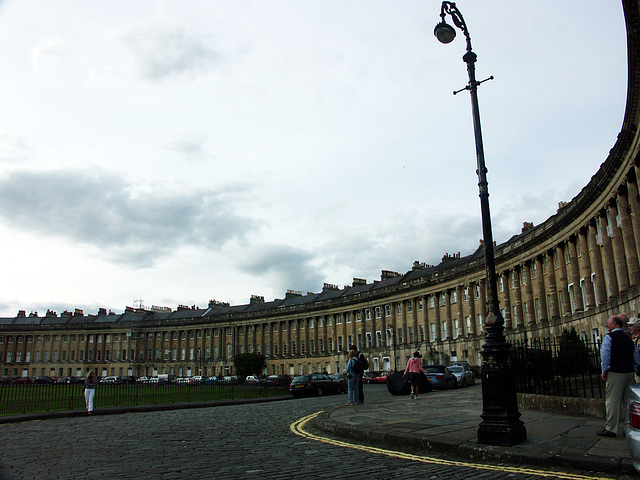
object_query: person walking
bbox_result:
[403,351,426,399]
[84,370,97,414]
[345,350,360,405]
[597,315,640,437]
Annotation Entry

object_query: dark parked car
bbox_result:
[290,373,342,398]
[329,373,347,393]
[423,365,457,390]
[120,376,136,384]
[265,375,291,387]
[33,376,54,384]
[12,377,32,384]
[55,377,74,384]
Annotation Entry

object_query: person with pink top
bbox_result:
[403,351,426,399]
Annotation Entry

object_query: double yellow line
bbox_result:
[290,411,610,480]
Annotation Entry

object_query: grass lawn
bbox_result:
[0,383,289,416]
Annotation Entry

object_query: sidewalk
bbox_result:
[313,385,637,476]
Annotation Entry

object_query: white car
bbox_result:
[245,375,260,383]
[191,376,204,383]
[626,383,640,473]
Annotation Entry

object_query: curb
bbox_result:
[312,411,636,476]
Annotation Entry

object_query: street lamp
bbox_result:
[434,1,526,446]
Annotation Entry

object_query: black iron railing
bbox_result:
[510,337,604,399]
[0,381,289,416]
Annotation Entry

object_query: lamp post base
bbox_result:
[477,339,527,446]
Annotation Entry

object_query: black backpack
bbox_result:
[353,353,369,374]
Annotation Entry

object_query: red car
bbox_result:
[375,372,389,383]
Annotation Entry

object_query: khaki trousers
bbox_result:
[605,371,635,433]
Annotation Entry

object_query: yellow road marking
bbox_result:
[290,411,610,480]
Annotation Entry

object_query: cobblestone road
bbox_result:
[0,386,631,480]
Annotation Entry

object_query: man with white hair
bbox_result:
[597,315,640,437]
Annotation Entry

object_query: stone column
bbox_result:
[578,228,596,309]
[444,290,452,340]
[434,296,442,341]
[600,209,619,299]
[556,244,572,316]
[609,199,631,294]
[545,251,560,321]
[534,257,548,323]
[522,262,535,326]
[617,188,640,286]
[411,299,419,345]
[499,274,512,330]
[567,236,584,312]
[512,268,524,327]
[626,172,640,260]
[421,296,430,343]
[588,221,607,305]
[456,286,464,338]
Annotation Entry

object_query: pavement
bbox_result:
[1,385,636,477]
[313,384,638,477]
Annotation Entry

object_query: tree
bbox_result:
[232,353,266,377]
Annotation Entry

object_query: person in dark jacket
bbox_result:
[349,344,366,403]
[597,315,640,437]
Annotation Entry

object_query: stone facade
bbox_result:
[3,0,640,381]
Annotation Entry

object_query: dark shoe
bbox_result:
[596,429,616,437]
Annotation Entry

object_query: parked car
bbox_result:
[222,375,239,384]
[176,377,192,384]
[451,361,472,371]
[148,377,160,384]
[12,377,32,384]
[362,372,378,384]
[375,372,389,383]
[191,376,204,384]
[120,376,136,384]
[204,376,219,384]
[33,376,54,384]
[265,375,291,387]
[0,377,11,385]
[329,373,347,393]
[448,365,474,387]
[136,376,150,384]
[100,376,121,385]
[290,373,342,398]
[55,377,74,384]
[627,383,640,473]
[245,375,261,383]
[423,365,457,390]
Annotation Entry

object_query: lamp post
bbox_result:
[434,1,526,446]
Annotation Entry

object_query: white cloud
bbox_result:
[0,169,257,266]
[165,133,210,161]
[0,132,32,163]
[31,37,66,69]
[112,18,222,81]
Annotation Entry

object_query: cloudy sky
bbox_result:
[0,1,628,317]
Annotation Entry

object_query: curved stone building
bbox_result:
[2,0,640,380]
